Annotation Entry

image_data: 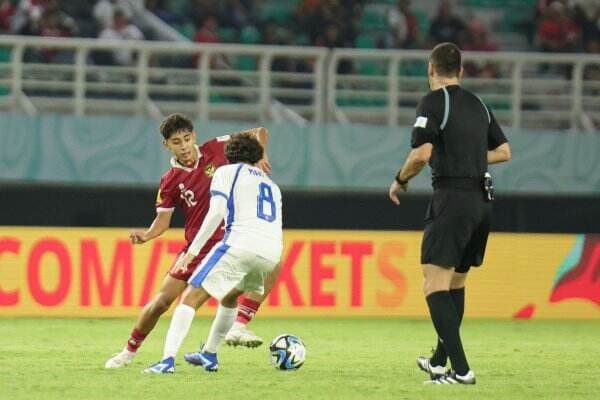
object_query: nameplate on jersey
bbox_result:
[248,168,263,177]
[414,116,428,128]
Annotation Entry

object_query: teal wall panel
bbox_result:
[1,113,598,194]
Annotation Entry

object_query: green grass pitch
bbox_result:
[0,317,598,399]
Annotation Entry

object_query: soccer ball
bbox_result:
[269,334,306,371]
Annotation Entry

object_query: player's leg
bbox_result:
[226,262,281,347]
[104,274,186,369]
[206,289,245,352]
[182,288,244,371]
[143,284,212,374]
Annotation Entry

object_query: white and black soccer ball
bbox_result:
[269,334,306,371]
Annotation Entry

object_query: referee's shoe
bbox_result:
[425,370,477,385]
[417,355,448,378]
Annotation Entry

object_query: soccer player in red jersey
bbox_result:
[105,113,271,368]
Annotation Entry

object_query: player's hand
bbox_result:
[388,180,407,206]
[257,154,272,175]
[129,230,147,245]
[174,252,195,272]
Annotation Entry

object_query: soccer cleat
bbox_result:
[225,326,263,348]
[424,370,476,385]
[142,357,175,374]
[105,349,136,369]
[417,355,448,378]
[183,349,219,372]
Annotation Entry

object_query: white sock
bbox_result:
[231,321,246,331]
[121,348,136,357]
[163,304,196,360]
[204,305,237,353]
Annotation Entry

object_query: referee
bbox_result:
[388,42,511,384]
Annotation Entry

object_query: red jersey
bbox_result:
[155,136,230,254]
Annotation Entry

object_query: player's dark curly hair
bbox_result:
[225,132,264,165]
[160,113,194,139]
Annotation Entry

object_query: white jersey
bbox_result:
[210,163,283,263]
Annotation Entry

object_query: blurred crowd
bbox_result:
[0,0,597,74]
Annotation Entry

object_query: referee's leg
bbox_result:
[428,270,468,367]
[422,264,471,376]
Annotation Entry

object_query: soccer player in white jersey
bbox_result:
[144,132,283,373]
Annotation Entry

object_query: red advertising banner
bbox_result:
[1,228,598,319]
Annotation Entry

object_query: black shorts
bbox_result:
[421,188,492,272]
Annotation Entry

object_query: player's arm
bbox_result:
[129,210,173,245]
[175,196,226,271]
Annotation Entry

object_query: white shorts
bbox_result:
[187,244,277,301]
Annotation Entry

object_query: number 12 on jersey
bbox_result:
[257,182,276,222]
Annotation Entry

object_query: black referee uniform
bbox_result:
[411,84,508,272]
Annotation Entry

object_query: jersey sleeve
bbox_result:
[209,166,232,201]
[487,109,508,150]
[411,93,443,148]
[155,176,176,212]
[203,135,230,156]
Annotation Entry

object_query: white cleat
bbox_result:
[105,349,136,369]
[225,326,263,348]
[417,356,448,378]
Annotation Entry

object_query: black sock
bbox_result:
[430,288,465,367]
[426,290,470,375]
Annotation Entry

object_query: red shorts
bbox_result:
[168,249,210,281]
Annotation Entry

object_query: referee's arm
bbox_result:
[389,94,440,205]
[486,110,511,164]
[389,143,432,205]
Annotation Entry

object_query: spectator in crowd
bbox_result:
[297,0,360,47]
[98,8,144,66]
[194,15,230,70]
[94,0,133,30]
[463,19,499,78]
[188,0,218,30]
[261,19,289,46]
[316,23,353,74]
[428,0,467,47]
[38,9,77,63]
[385,0,420,49]
[194,14,219,44]
[572,0,599,50]
[217,0,252,30]
[12,0,53,34]
[537,1,580,53]
[0,0,15,33]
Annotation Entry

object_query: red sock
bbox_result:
[126,328,147,353]
[236,297,261,325]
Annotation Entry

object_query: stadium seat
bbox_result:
[257,1,297,24]
[414,9,430,37]
[240,26,260,44]
[218,27,238,43]
[361,7,388,32]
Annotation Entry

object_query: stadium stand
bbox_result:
[0,0,597,129]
